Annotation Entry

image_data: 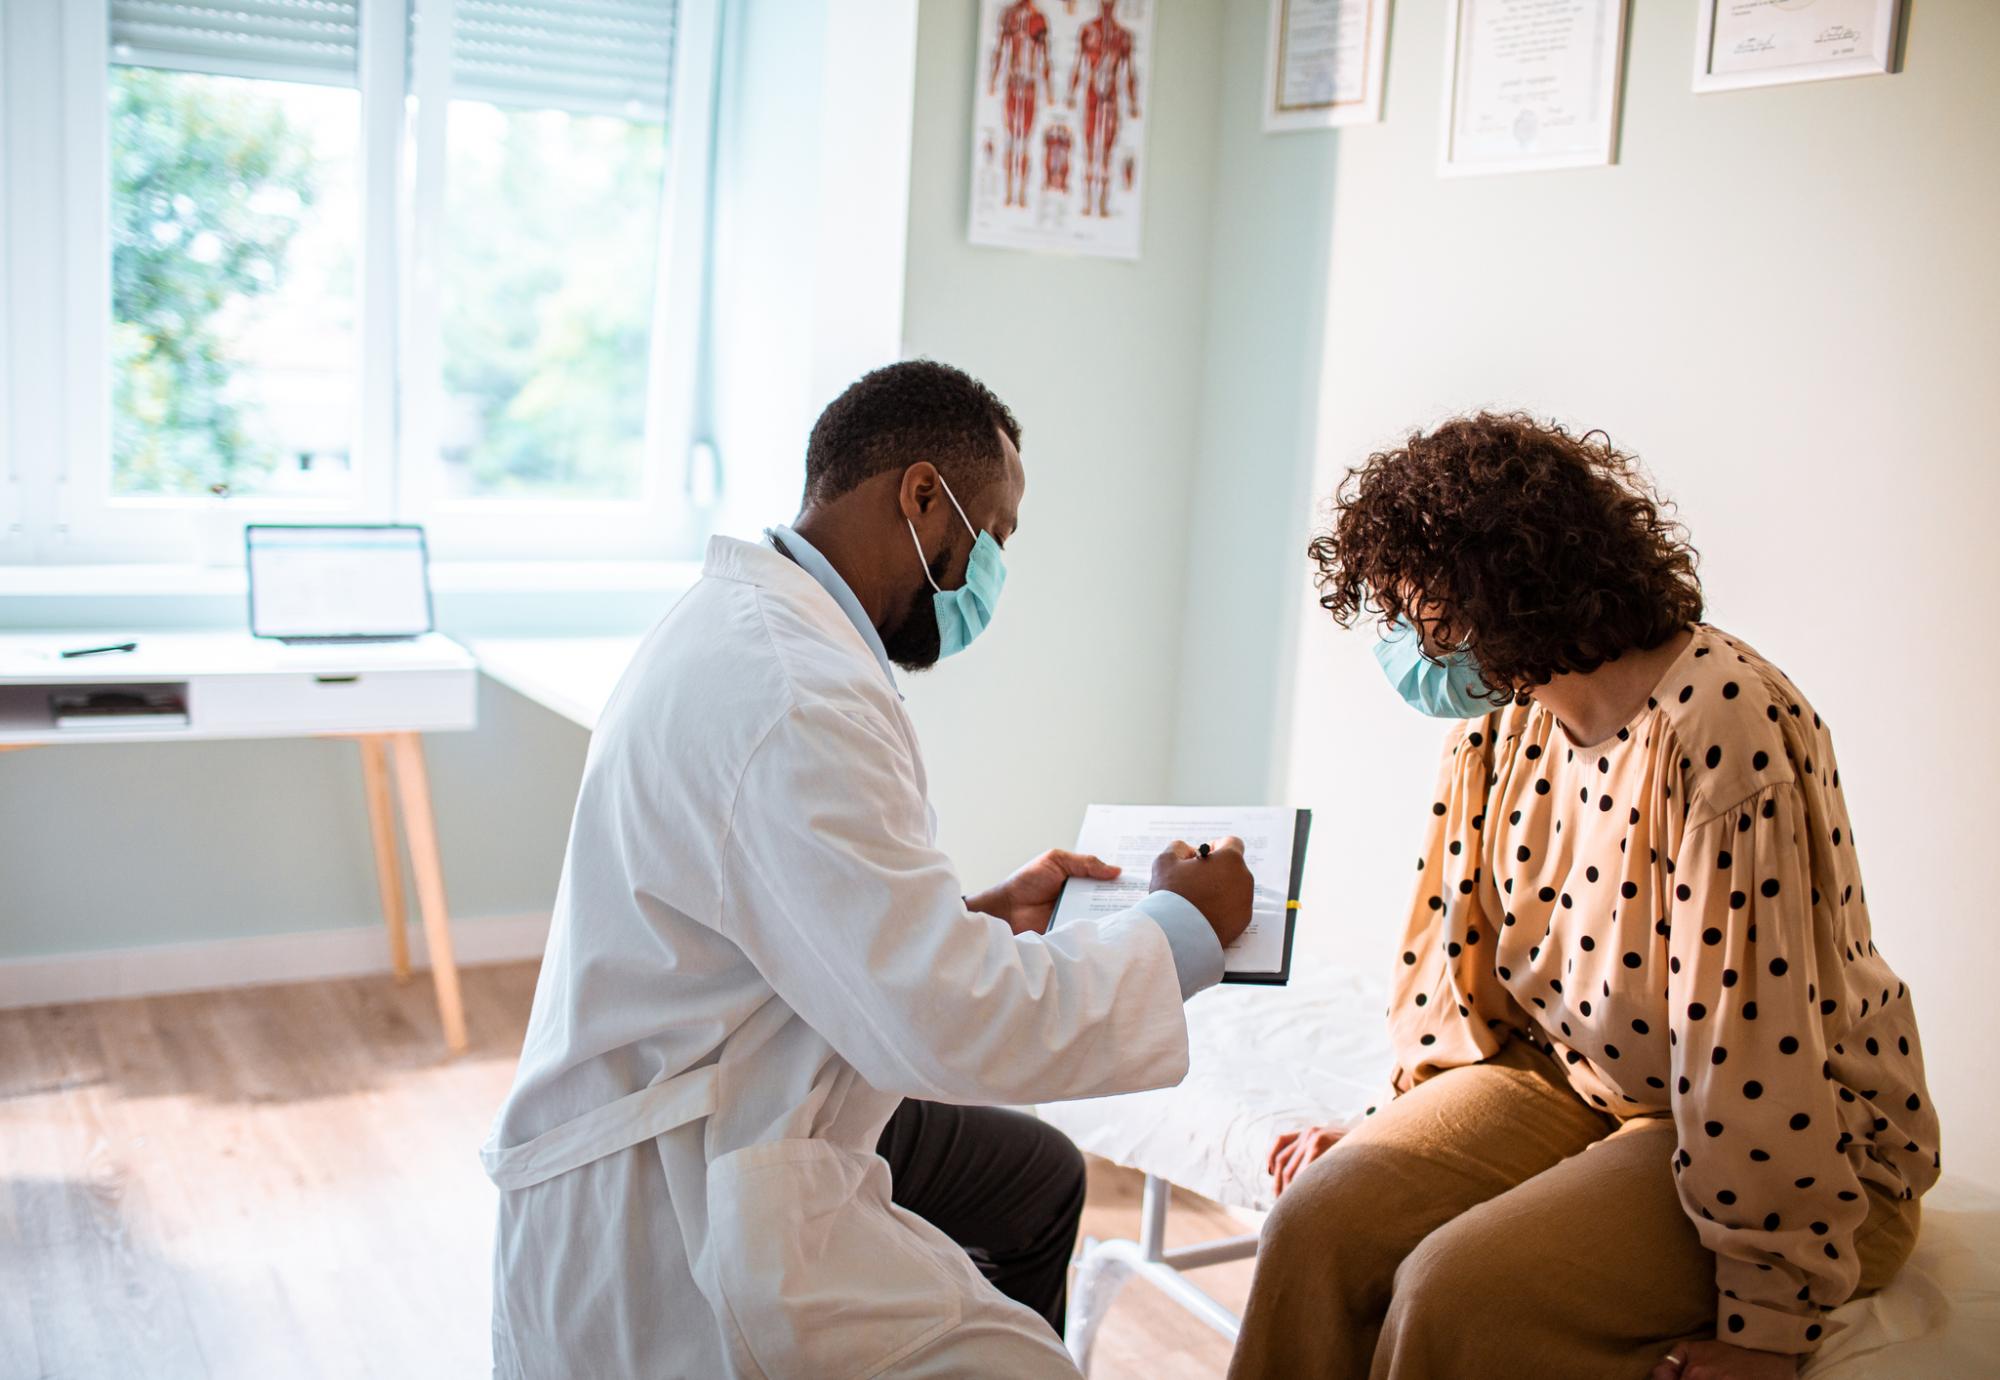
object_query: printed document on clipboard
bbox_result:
[1048,804,1312,985]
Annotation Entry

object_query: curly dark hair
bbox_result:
[1307,412,1703,700]
[804,359,1021,504]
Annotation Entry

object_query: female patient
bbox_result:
[1230,415,1939,1380]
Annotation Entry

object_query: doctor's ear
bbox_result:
[897,462,944,521]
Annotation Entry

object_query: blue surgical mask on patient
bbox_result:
[1373,618,1495,719]
[907,475,1006,658]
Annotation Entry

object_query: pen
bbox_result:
[60,641,138,659]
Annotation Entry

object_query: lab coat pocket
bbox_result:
[705,1138,962,1380]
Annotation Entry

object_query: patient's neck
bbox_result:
[1531,628,1693,750]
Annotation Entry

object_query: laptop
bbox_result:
[246,524,435,644]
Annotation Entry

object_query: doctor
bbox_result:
[485,359,1253,1378]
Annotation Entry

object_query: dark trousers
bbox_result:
[875,1099,1088,1338]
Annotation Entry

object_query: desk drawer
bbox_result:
[196,670,476,734]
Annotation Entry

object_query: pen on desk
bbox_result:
[59,641,138,659]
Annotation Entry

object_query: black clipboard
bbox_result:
[1221,807,1311,986]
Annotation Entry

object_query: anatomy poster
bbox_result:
[968,0,1155,261]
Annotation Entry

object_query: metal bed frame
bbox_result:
[1064,1172,1261,1373]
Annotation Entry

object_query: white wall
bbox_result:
[900,0,1225,888]
[1168,0,1339,806]
[1280,0,2000,1187]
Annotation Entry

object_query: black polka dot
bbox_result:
[1535,780,1550,796]
[1621,881,1638,899]
[1432,802,1447,816]
[1678,685,1694,704]
[1752,750,1769,772]
[1705,1120,1724,1137]
[1579,936,1595,951]
[1744,1080,1763,1099]
[1727,1313,1744,1333]
[1420,1034,1436,1046]
[1703,927,1722,946]
[1806,1324,1823,1342]
[1722,682,1740,700]
[1779,1035,1799,1054]
[1789,1113,1811,1131]
[1632,1018,1649,1034]
[1764,1212,1781,1230]
[1517,845,1532,862]
[1403,951,1416,965]
[1623,952,1642,969]
[1676,883,1692,902]
[1762,878,1781,898]
[1705,746,1723,769]
[1770,957,1789,977]
[1689,1002,1707,1020]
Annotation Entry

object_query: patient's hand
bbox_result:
[1268,1125,1345,1196]
[1648,1340,1798,1380]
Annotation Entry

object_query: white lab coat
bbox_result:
[484,536,1195,1378]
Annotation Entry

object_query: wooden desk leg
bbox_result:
[357,735,411,983]
[388,731,469,1055]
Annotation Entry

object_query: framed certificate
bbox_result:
[1263,0,1392,133]
[1694,0,1901,94]
[1439,0,1628,177]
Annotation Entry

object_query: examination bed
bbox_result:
[1040,960,2000,1377]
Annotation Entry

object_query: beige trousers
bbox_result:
[1226,1041,1918,1380]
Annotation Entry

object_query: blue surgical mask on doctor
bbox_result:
[1374,618,1495,719]
[906,474,1006,658]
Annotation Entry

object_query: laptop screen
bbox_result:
[247,525,434,641]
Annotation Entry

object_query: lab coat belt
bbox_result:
[480,1064,719,1191]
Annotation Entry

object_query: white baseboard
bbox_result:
[0,912,550,1010]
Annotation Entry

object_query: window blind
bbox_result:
[426,1,679,122]
[109,1,363,86]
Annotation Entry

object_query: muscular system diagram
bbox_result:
[988,0,1053,208]
[1067,0,1141,219]
[968,0,1153,259]
[1043,124,1073,193]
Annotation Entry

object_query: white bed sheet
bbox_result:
[1039,960,2000,1375]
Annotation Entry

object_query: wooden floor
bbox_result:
[1,961,1249,1378]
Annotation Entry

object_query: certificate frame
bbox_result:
[1438,0,1628,179]
[1693,0,1901,95]
[1262,0,1392,133]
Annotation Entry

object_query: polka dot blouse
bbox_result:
[1386,624,1940,1355]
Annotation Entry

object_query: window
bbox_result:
[108,66,362,501]
[428,3,677,503]
[0,0,717,564]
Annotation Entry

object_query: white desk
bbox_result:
[471,636,642,731]
[0,632,479,1052]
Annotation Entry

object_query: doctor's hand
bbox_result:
[1150,837,1253,949]
[966,850,1122,937]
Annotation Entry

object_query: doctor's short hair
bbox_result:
[1307,412,1704,699]
[804,360,1021,504]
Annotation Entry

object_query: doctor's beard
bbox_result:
[882,545,951,672]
